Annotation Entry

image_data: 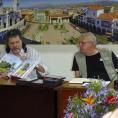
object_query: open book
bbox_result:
[0,53,39,80]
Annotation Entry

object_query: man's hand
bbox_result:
[35,64,45,73]
[19,51,27,61]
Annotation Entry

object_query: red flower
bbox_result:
[106,96,117,104]
[69,112,74,118]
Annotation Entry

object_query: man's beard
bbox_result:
[12,48,21,54]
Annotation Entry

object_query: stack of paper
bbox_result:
[69,78,99,84]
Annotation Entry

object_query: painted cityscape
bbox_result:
[0,0,118,44]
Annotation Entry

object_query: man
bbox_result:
[0,29,47,78]
[72,32,118,81]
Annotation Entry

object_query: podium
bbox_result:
[57,82,86,118]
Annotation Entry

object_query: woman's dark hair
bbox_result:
[4,29,27,53]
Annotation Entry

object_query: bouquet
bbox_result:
[64,81,118,118]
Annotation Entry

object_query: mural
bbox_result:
[0,0,118,44]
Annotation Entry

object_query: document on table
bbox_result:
[69,78,99,84]
[69,78,110,87]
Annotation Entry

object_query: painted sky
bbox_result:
[3,0,118,7]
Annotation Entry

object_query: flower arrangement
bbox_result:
[64,81,118,118]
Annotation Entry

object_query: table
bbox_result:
[0,78,86,118]
[0,78,57,118]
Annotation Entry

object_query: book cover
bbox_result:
[0,54,39,80]
[0,54,22,74]
[13,59,39,79]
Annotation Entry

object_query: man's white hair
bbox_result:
[80,32,97,44]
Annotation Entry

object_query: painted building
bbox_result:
[0,0,25,40]
[34,10,47,23]
[78,5,118,38]
[49,10,69,24]
[21,10,34,21]
[104,6,114,13]
[0,0,3,13]
[78,5,104,32]
[13,0,19,12]
[98,12,118,35]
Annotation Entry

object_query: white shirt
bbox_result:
[0,46,48,79]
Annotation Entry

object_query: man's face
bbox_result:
[8,35,22,55]
[79,38,95,54]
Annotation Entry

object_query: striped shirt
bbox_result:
[0,46,48,79]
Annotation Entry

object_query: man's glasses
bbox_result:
[79,41,92,45]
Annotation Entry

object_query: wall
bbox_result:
[0,45,118,80]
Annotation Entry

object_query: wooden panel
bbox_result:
[57,83,86,118]
[0,85,57,118]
